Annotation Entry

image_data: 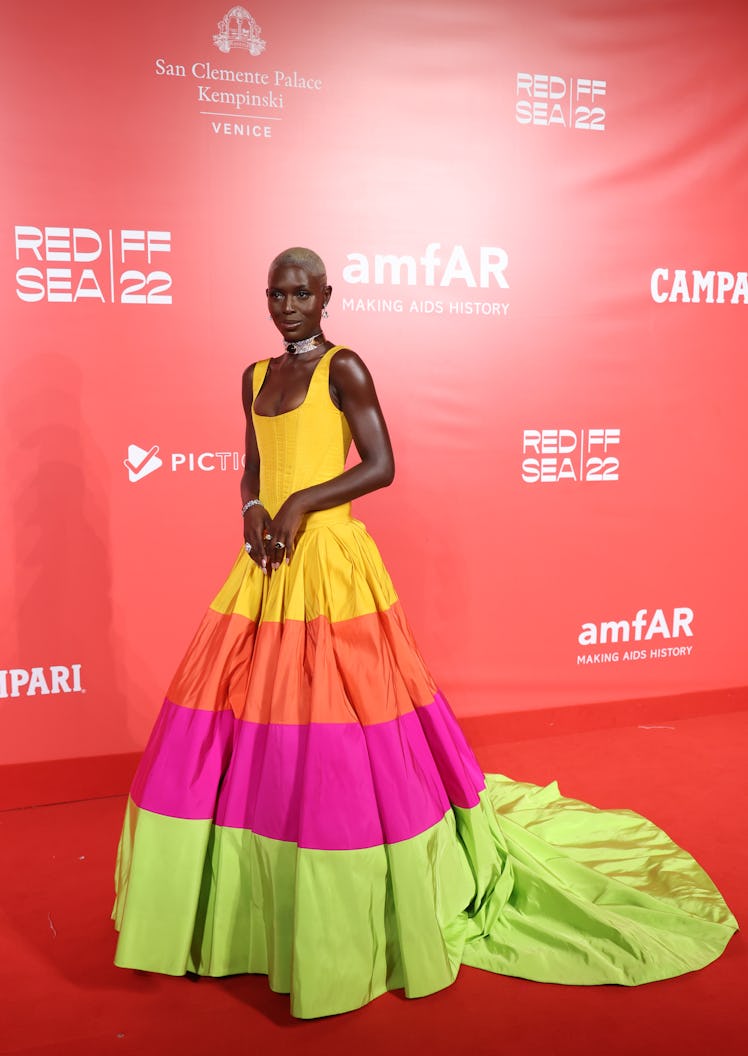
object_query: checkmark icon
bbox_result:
[124,443,163,483]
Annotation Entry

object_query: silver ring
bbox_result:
[244,542,252,555]
[263,532,272,541]
[274,540,286,549]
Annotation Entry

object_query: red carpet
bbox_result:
[1,705,746,1055]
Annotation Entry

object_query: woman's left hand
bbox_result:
[265,495,305,569]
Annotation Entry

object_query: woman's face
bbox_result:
[266,264,330,343]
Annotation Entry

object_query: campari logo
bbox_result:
[650,268,748,305]
[0,665,84,699]
[125,443,244,483]
[576,607,694,667]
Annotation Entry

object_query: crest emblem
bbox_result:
[213,6,266,56]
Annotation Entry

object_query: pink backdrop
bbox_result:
[2,0,747,765]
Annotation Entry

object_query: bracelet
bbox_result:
[241,499,263,516]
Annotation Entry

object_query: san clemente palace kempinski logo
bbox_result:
[213,6,266,55]
[152,6,324,142]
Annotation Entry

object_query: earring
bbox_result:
[322,307,329,318]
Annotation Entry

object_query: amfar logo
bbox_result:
[576,608,694,666]
[579,608,694,646]
[340,244,511,318]
[342,244,509,289]
[213,6,266,56]
[125,444,244,482]
[124,444,163,483]
[0,665,83,698]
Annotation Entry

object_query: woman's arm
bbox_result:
[240,364,272,571]
[268,349,395,564]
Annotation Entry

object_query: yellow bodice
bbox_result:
[251,346,353,526]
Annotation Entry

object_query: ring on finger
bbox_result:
[274,540,286,550]
[244,542,253,555]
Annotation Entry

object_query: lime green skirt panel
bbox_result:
[113,801,479,1018]
[113,778,737,1017]
[461,775,737,984]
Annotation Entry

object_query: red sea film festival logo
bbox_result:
[521,429,621,483]
[14,226,172,305]
[515,72,606,131]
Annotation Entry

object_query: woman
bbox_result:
[113,247,736,1019]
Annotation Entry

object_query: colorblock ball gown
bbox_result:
[113,347,737,1018]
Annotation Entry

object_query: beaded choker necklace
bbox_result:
[284,332,323,355]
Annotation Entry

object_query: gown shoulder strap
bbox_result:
[311,345,347,395]
[251,359,271,400]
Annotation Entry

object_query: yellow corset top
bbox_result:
[251,346,353,525]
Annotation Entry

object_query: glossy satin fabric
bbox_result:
[113,347,737,1017]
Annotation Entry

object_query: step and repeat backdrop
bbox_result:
[2,1,747,764]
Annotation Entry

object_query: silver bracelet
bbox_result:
[241,499,263,516]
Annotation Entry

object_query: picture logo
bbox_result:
[124,444,244,482]
[124,444,163,483]
[213,6,266,56]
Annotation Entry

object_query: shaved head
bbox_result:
[269,247,327,284]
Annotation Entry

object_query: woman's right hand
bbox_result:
[243,504,272,574]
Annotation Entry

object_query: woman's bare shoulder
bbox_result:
[329,346,373,385]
